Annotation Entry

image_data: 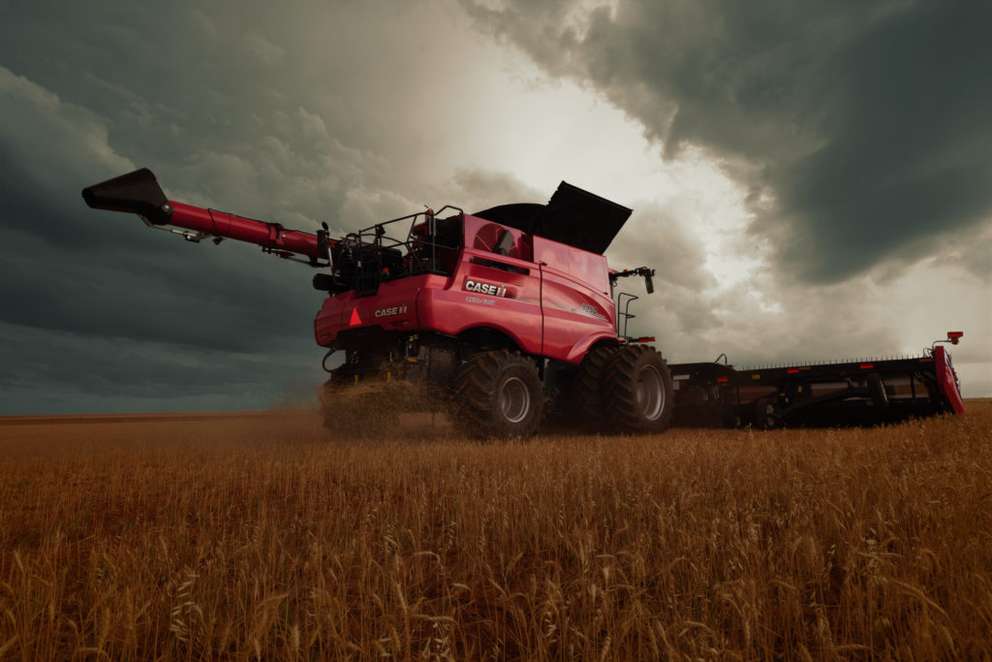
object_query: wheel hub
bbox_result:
[499,376,531,424]
[635,365,665,421]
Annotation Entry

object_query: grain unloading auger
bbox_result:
[81,168,332,264]
[83,168,967,437]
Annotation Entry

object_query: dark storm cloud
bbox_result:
[448,169,544,211]
[0,1,467,412]
[0,322,322,414]
[463,0,992,283]
[0,64,324,352]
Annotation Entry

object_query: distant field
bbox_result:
[1,403,990,660]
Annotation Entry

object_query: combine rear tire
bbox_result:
[603,345,674,434]
[451,350,544,439]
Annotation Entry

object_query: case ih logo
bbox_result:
[578,303,606,321]
[464,279,507,297]
[374,305,408,318]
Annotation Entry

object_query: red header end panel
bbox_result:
[533,236,616,363]
[934,345,966,414]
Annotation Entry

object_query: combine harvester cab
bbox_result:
[670,332,966,429]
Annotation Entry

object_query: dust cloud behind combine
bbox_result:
[1,403,990,659]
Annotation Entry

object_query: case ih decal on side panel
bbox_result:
[464,279,508,297]
[374,305,408,318]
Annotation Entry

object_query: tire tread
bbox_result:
[452,350,543,438]
[603,345,674,434]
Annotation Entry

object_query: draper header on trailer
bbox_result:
[670,333,966,429]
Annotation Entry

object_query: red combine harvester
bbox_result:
[82,169,966,437]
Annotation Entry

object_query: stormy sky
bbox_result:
[1,0,989,414]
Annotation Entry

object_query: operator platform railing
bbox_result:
[337,206,463,295]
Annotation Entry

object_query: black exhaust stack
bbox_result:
[82,168,171,225]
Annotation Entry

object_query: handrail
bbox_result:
[616,292,639,338]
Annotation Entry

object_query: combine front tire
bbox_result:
[603,345,674,434]
[452,350,544,439]
[570,344,619,427]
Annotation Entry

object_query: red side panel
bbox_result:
[534,237,615,363]
[934,346,966,414]
[419,249,543,355]
[314,261,546,356]
[314,276,429,346]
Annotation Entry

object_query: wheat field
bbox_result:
[0,402,990,660]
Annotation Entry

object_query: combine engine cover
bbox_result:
[475,181,632,255]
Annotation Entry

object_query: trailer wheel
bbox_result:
[867,374,889,407]
[451,350,544,439]
[603,345,674,434]
[751,397,779,430]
